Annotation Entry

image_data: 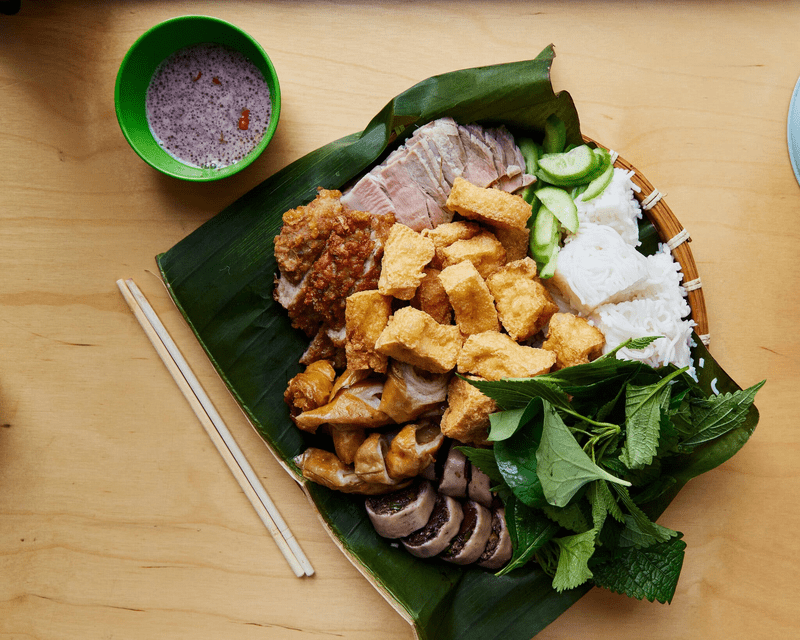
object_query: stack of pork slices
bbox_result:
[341,117,535,232]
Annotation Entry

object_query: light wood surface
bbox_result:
[1,2,798,639]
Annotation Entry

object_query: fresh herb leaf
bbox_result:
[552,529,597,592]
[676,380,766,452]
[612,484,679,546]
[536,402,631,507]
[496,494,560,576]
[541,502,591,533]
[597,335,662,361]
[487,397,542,442]
[467,376,572,412]
[458,446,504,485]
[588,479,624,533]
[620,367,686,469]
[495,421,548,508]
[591,536,687,603]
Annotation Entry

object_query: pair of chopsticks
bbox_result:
[116,278,314,578]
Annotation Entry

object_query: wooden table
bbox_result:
[2,2,798,638]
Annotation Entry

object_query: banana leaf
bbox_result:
[156,45,759,640]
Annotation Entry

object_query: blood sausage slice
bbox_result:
[402,493,463,558]
[365,480,436,539]
[439,499,492,565]
[477,507,513,570]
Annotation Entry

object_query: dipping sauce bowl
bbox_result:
[114,15,281,181]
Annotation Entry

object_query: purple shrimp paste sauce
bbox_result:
[145,42,271,169]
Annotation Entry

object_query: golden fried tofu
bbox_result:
[440,375,496,444]
[374,306,463,374]
[542,312,605,369]
[345,290,393,372]
[491,225,530,262]
[378,223,435,300]
[410,267,452,325]
[438,260,500,335]
[486,257,559,342]
[457,331,556,380]
[422,220,482,269]
[439,230,507,278]
[446,177,532,230]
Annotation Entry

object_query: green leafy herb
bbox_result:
[536,402,631,507]
[463,336,763,601]
[591,536,687,603]
[552,529,597,591]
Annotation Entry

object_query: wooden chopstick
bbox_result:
[116,278,314,578]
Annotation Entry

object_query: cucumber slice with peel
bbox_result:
[538,145,597,183]
[579,160,614,202]
[538,242,559,279]
[533,205,558,248]
[534,186,579,234]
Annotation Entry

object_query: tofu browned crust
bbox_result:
[438,260,500,336]
[445,177,532,230]
[440,375,496,444]
[378,223,436,300]
[410,267,453,325]
[421,220,481,269]
[345,290,393,372]
[486,257,559,342]
[374,306,463,374]
[438,230,507,278]
[542,312,605,369]
[490,225,530,262]
[457,331,556,380]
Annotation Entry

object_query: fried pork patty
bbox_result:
[273,189,395,339]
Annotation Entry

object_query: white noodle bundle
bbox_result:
[575,168,643,246]
[551,223,650,315]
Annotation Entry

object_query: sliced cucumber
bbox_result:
[533,205,558,248]
[518,138,542,204]
[579,160,614,202]
[542,114,566,154]
[538,145,597,183]
[534,186,579,234]
[538,242,559,279]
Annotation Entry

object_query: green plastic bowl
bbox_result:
[114,15,281,181]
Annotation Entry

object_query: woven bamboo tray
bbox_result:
[586,137,709,346]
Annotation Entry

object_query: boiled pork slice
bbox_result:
[341,117,534,231]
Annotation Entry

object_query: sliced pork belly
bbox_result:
[458,125,500,188]
[340,118,533,231]
[340,173,396,218]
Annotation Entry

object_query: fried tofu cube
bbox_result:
[345,290,393,372]
[440,375,496,444]
[421,221,481,269]
[410,267,452,325]
[486,257,559,341]
[542,313,605,369]
[458,331,556,380]
[374,306,462,374]
[446,177,532,230]
[439,230,507,278]
[378,223,435,300]
[491,225,530,262]
[438,260,500,335]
